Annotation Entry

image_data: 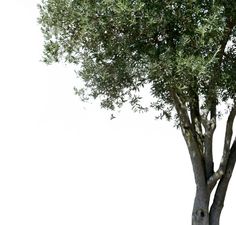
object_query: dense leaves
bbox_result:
[38,0,236,117]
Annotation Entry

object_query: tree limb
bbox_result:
[210,137,236,221]
[204,18,236,190]
[207,104,236,191]
[170,89,192,132]
[220,104,236,171]
[200,96,217,182]
[207,169,224,192]
[203,17,234,135]
[170,89,207,189]
[189,88,203,146]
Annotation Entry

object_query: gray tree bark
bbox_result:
[209,139,236,225]
[190,137,236,225]
[192,189,210,225]
[171,91,236,225]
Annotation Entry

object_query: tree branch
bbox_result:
[207,169,224,192]
[200,98,217,182]
[190,90,203,146]
[170,89,192,132]
[170,89,207,189]
[220,104,236,170]
[204,132,215,181]
[204,18,236,190]
[203,17,234,134]
[207,104,236,191]
[210,137,236,221]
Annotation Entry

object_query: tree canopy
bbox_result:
[38,0,236,119]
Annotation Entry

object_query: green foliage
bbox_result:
[38,0,236,118]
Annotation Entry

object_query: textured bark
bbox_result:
[209,139,236,225]
[171,90,236,225]
[171,90,210,225]
[192,188,210,225]
[209,173,229,225]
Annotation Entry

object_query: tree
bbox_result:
[38,1,236,224]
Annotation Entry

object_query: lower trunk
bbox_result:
[192,189,210,225]
[192,208,209,225]
[191,192,223,225]
[209,204,222,225]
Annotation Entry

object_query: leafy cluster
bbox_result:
[38,0,236,118]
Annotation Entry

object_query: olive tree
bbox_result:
[38,1,236,224]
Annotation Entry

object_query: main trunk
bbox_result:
[192,188,210,225]
[191,189,222,225]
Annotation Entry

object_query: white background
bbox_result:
[0,1,235,224]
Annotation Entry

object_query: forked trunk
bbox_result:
[171,90,236,225]
[191,187,225,225]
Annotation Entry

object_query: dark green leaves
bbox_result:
[38,0,236,116]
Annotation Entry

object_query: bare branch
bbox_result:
[207,169,224,192]
[170,89,208,189]
[204,132,215,181]
[201,99,217,181]
[219,104,236,172]
[207,104,236,191]
[190,96,204,150]
[210,138,236,220]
